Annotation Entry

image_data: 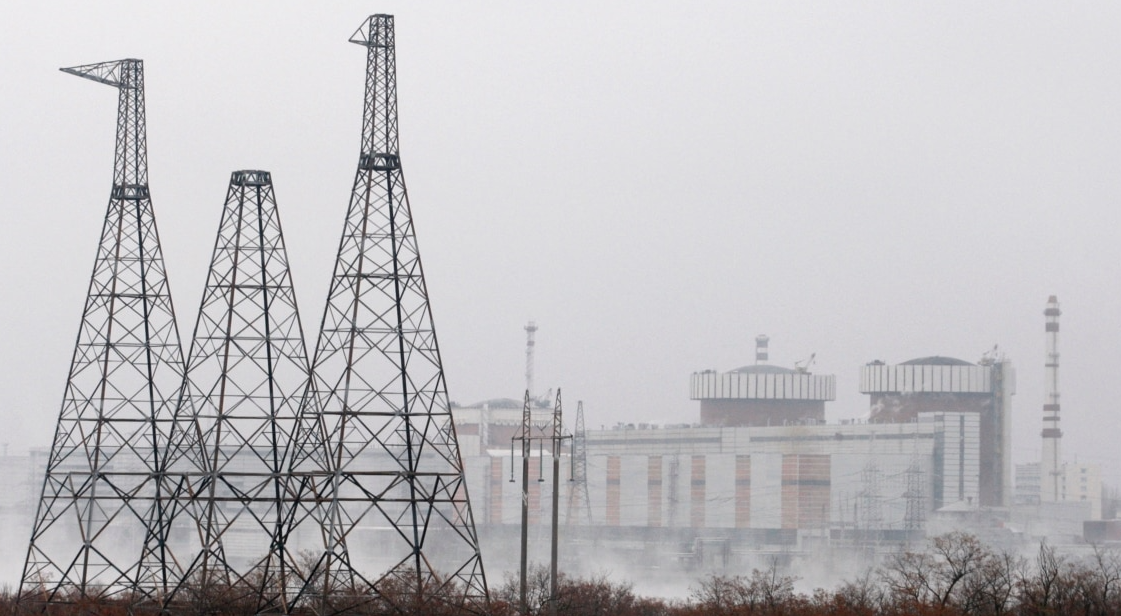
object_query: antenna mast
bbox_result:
[525,321,539,401]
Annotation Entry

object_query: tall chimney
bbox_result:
[1041,295,1063,502]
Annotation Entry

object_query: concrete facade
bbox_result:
[860,357,1014,507]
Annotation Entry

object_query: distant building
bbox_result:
[859,355,1014,508]
[1019,461,1101,519]
[1015,463,1041,506]
[451,397,555,457]
[449,348,1022,573]
[451,341,1019,551]
[1061,462,1102,520]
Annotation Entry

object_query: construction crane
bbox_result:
[794,353,816,374]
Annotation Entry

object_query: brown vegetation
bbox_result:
[7,533,1121,615]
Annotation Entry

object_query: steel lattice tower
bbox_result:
[902,461,927,532]
[287,15,487,612]
[160,170,310,611]
[564,402,592,526]
[21,59,188,603]
[858,460,883,532]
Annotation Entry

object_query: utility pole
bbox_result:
[548,390,567,616]
[513,388,570,616]
[518,390,532,615]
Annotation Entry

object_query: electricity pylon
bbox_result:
[21,59,188,603]
[903,460,927,532]
[161,170,310,612]
[287,14,487,612]
[565,402,593,526]
[858,460,883,532]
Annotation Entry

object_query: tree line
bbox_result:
[8,531,1121,615]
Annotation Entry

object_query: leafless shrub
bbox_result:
[689,559,802,615]
[493,563,670,616]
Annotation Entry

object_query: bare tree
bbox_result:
[881,531,997,612]
[1018,541,1066,615]
[690,559,800,615]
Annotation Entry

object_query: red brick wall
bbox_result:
[691,456,706,528]
[781,454,830,529]
[606,456,621,526]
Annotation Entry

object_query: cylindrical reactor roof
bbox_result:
[860,356,998,394]
[691,365,835,401]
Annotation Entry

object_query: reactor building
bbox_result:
[690,335,836,427]
[859,354,1014,508]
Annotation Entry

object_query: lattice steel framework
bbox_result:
[565,402,592,526]
[21,59,188,602]
[903,461,927,531]
[858,460,883,531]
[159,170,310,612]
[286,14,487,612]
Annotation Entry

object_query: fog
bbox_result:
[2,0,1120,595]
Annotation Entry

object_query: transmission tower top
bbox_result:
[348,14,395,47]
[60,59,150,200]
[349,14,402,172]
[60,59,143,88]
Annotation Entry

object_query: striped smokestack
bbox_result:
[1041,295,1063,502]
[755,334,769,365]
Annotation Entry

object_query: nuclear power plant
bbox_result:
[449,310,1106,576]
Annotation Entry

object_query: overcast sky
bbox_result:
[2,2,1120,482]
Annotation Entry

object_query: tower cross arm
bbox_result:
[348,15,393,48]
[60,59,141,89]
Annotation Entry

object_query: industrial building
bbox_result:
[451,338,1019,574]
[859,354,1014,508]
[1016,461,1101,519]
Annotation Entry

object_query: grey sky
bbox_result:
[2,2,1119,483]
